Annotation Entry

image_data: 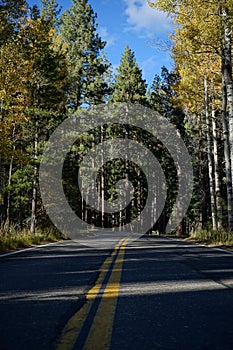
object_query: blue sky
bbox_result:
[28,0,174,86]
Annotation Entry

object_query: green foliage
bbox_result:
[40,0,61,27]
[6,166,32,214]
[111,45,147,104]
[0,0,27,44]
[2,0,227,244]
[60,0,110,108]
[149,66,185,130]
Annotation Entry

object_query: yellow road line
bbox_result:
[56,238,126,350]
[83,237,129,350]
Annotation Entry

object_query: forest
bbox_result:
[1,0,233,250]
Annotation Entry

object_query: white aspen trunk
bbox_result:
[5,125,16,231]
[176,158,184,236]
[151,169,157,235]
[197,114,206,230]
[221,75,233,230]
[137,169,141,217]
[211,107,222,228]
[97,172,100,226]
[30,128,38,234]
[101,167,104,228]
[125,103,131,225]
[5,156,13,231]
[111,212,115,230]
[101,125,105,228]
[91,140,95,228]
[119,204,122,231]
[84,192,88,223]
[175,128,186,237]
[0,159,4,228]
[218,3,233,231]
[80,170,85,224]
[221,6,233,189]
[204,77,217,230]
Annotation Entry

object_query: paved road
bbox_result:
[1,236,233,349]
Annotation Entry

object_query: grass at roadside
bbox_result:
[186,228,233,251]
[2,227,233,255]
[0,227,68,254]
[151,229,233,251]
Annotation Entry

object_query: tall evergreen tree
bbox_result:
[110,46,148,228]
[149,67,189,235]
[25,8,67,233]
[149,67,185,131]
[60,0,110,109]
[40,0,60,28]
[0,0,27,44]
[111,45,147,104]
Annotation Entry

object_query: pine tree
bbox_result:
[148,67,188,235]
[60,0,110,109]
[109,46,148,227]
[111,45,147,104]
[0,0,27,44]
[40,0,61,28]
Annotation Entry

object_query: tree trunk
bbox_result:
[198,114,207,230]
[4,124,16,231]
[211,107,222,228]
[78,167,85,227]
[221,75,233,230]
[4,156,13,231]
[0,158,5,229]
[125,103,131,225]
[221,6,233,189]
[176,153,184,236]
[30,129,38,234]
[218,3,233,231]
[101,125,105,228]
[91,140,95,227]
[204,77,217,230]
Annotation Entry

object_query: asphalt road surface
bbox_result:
[1,235,233,350]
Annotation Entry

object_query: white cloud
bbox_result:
[123,0,173,37]
[99,26,116,47]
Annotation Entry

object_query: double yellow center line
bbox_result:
[57,237,129,350]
